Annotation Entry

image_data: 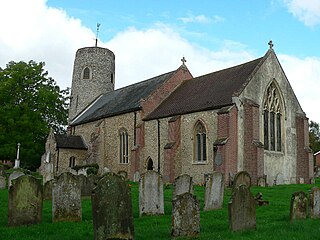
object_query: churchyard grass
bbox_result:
[1,181,320,239]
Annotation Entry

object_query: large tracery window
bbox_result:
[263,82,282,152]
[194,121,207,162]
[119,129,129,164]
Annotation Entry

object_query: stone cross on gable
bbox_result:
[268,40,274,49]
[181,57,186,65]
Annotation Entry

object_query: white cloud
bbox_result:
[283,0,320,26]
[0,0,95,89]
[279,54,320,123]
[179,14,224,24]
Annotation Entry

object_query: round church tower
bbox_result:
[68,47,115,122]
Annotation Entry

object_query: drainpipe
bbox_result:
[157,119,161,173]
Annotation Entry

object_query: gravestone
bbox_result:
[172,174,194,200]
[52,172,82,222]
[8,171,25,189]
[228,184,256,232]
[0,164,4,175]
[290,191,308,221]
[133,171,140,182]
[92,173,134,240]
[310,187,320,219]
[139,170,164,216]
[204,172,224,211]
[77,174,99,197]
[0,175,6,189]
[257,176,267,187]
[8,175,43,226]
[171,192,200,237]
[43,179,56,200]
[233,171,251,191]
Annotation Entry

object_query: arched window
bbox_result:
[147,157,154,170]
[82,67,91,79]
[69,156,76,168]
[119,129,129,164]
[263,82,283,152]
[194,121,207,162]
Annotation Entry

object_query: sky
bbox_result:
[0,0,319,123]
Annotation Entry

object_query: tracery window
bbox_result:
[263,82,282,152]
[194,121,207,162]
[119,129,129,164]
[82,67,91,79]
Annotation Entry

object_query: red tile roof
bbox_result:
[144,56,265,120]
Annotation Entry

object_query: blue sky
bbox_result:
[0,0,319,123]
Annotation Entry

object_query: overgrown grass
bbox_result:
[1,181,320,239]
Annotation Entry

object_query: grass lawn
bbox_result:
[1,181,320,239]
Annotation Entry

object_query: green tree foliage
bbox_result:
[309,120,320,153]
[0,60,69,170]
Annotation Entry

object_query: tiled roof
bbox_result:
[145,56,265,120]
[55,135,87,150]
[70,70,176,126]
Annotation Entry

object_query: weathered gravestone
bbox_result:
[257,175,267,187]
[0,175,6,189]
[77,174,99,197]
[172,192,200,238]
[117,170,128,180]
[228,184,256,232]
[52,172,82,222]
[92,173,134,240]
[133,171,140,182]
[8,175,43,226]
[139,170,164,216]
[172,174,194,200]
[204,172,224,211]
[310,187,320,219]
[0,164,4,175]
[233,171,251,191]
[290,191,308,221]
[8,171,25,189]
[43,179,56,200]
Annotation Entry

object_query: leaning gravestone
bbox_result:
[204,172,224,211]
[77,174,99,197]
[228,184,256,232]
[92,173,134,240]
[43,179,56,200]
[290,191,308,221]
[139,170,164,216]
[172,192,200,238]
[8,175,43,226]
[310,187,320,219]
[8,171,25,189]
[52,172,82,222]
[0,175,6,189]
[257,176,267,187]
[233,171,251,191]
[172,174,194,200]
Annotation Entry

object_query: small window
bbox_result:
[194,121,207,162]
[69,156,76,168]
[120,129,129,164]
[82,67,91,79]
[111,73,114,84]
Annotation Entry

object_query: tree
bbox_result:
[309,120,320,153]
[0,60,69,170]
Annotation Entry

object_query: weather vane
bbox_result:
[95,23,100,47]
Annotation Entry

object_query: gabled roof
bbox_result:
[55,135,87,150]
[70,70,177,126]
[144,54,267,120]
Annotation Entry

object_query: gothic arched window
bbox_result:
[263,82,283,152]
[119,129,129,164]
[194,121,207,162]
[82,67,91,79]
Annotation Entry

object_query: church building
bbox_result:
[40,42,313,185]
